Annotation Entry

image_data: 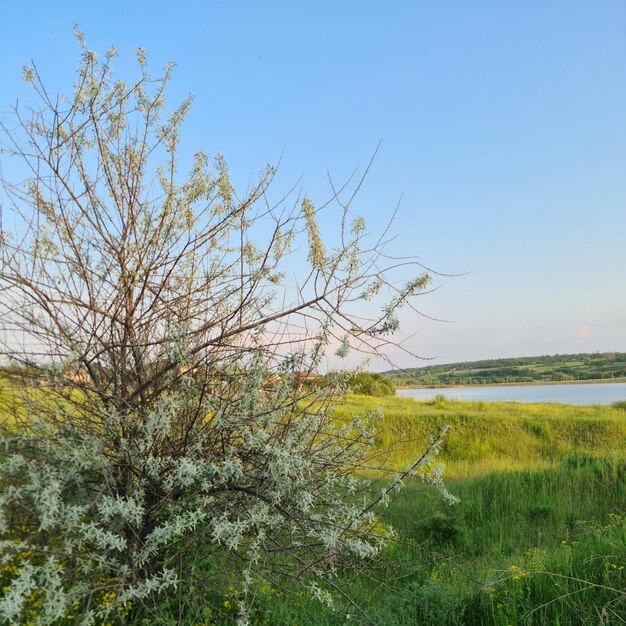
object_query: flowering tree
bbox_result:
[0,33,450,625]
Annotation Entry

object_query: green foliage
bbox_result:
[385,352,626,386]
[347,372,396,396]
[552,371,574,381]
[418,511,466,547]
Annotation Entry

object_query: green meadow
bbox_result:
[222,396,626,625]
[244,460,625,626]
[336,394,626,475]
[2,393,625,624]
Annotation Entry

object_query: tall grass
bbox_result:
[335,395,626,476]
[386,453,625,556]
[4,393,625,624]
[237,396,626,625]
[100,445,624,625]
[242,454,626,625]
[374,454,626,625]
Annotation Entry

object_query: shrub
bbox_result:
[0,33,446,625]
[347,372,396,396]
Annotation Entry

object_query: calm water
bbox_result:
[397,382,626,405]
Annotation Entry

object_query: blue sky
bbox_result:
[1,1,625,367]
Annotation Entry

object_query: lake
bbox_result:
[396,382,626,405]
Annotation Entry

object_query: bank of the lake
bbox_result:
[398,376,626,388]
[334,394,626,476]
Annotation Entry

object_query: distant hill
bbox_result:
[383,352,626,387]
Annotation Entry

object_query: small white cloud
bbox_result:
[573,324,594,339]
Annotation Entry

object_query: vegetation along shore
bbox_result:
[384,352,626,387]
[396,376,626,389]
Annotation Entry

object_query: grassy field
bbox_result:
[244,458,625,625]
[2,394,625,624]
[335,394,626,476]
[127,395,626,625]
[233,396,626,625]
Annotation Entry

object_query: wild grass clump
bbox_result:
[386,455,625,555]
[463,514,626,625]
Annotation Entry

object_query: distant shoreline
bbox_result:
[396,377,626,390]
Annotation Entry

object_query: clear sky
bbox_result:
[1,1,625,368]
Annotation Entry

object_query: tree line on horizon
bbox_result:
[383,352,626,387]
